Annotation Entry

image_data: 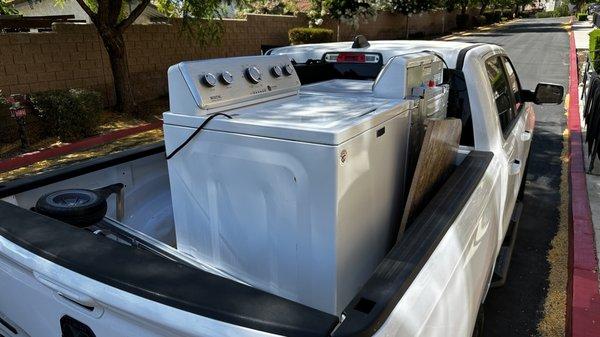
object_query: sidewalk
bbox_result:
[573,20,594,50]
[579,76,600,273]
[576,20,600,274]
[571,21,600,335]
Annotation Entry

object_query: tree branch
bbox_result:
[108,0,124,26]
[117,0,151,32]
[74,0,97,22]
[96,0,111,24]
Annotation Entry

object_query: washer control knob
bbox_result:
[220,71,234,85]
[202,73,217,87]
[283,64,294,76]
[245,66,262,84]
[271,65,283,78]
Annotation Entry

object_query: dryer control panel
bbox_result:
[168,55,300,114]
[373,52,444,99]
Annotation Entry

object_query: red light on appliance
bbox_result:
[336,52,366,63]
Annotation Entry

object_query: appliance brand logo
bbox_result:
[251,88,268,95]
[340,149,348,165]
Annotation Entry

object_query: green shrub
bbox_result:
[409,31,426,39]
[483,11,502,23]
[555,3,570,17]
[590,29,600,70]
[535,7,571,18]
[288,27,334,45]
[0,94,14,143]
[473,15,487,27]
[536,11,556,18]
[71,89,103,121]
[456,13,472,30]
[30,89,102,142]
[579,13,589,21]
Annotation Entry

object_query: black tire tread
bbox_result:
[35,189,107,227]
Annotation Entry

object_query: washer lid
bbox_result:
[300,79,374,96]
[164,94,411,145]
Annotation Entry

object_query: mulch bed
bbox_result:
[0,98,167,182]
[0,128,164,182]
[0,98,167,160]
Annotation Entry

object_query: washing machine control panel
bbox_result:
[173,55,300,112]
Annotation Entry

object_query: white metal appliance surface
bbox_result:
[163,55,412,314]
[301,79,374,96]
[299,53,450,188]
[422,86,449,119]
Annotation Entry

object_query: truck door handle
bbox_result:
[521,130,532,142]
[510,159,521,176]
[34,272,97,309]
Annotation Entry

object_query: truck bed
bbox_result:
[0,143,493,337]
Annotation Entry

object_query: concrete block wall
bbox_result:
[0,11,468,105]
[0,23,109,100]
[325,10,468,41]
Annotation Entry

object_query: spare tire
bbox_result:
[35,189,107,228]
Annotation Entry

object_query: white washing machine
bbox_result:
[164,55,413,315]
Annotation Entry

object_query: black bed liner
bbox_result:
[0,144,492,337]
[0,201,339,337]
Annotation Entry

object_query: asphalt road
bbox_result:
[449,18,570,336]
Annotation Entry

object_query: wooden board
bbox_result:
[397,118,462,242]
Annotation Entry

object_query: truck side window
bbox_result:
[445,69,474,146]
[502,57,522,112]
[485,56,515,135]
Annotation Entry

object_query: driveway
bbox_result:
[448,17,570,336]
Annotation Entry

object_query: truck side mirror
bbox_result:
[532,83,564,105]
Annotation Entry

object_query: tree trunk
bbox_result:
[461,5,467,15]
[479,2,488,15]
[405,15,409,39]
[99,29,136,114]
[442,14,446,34]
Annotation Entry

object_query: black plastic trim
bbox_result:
[0,142,165,199]
[60,315,96,337]
[332,151,494,337]
[457,43,484,71]
[0,316,17,335]
[0,200,338,337]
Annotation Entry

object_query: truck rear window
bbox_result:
[293,59,383,85]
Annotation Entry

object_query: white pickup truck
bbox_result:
[0,39,563,337]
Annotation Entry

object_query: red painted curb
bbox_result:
[0,121,162,173]
[567,29,600,337]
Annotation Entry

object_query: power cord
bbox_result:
[166,112,233,160]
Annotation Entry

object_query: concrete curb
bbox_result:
[567,26,600,337]
[0,121,162,174]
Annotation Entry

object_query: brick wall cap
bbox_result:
[52,22,95,33]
